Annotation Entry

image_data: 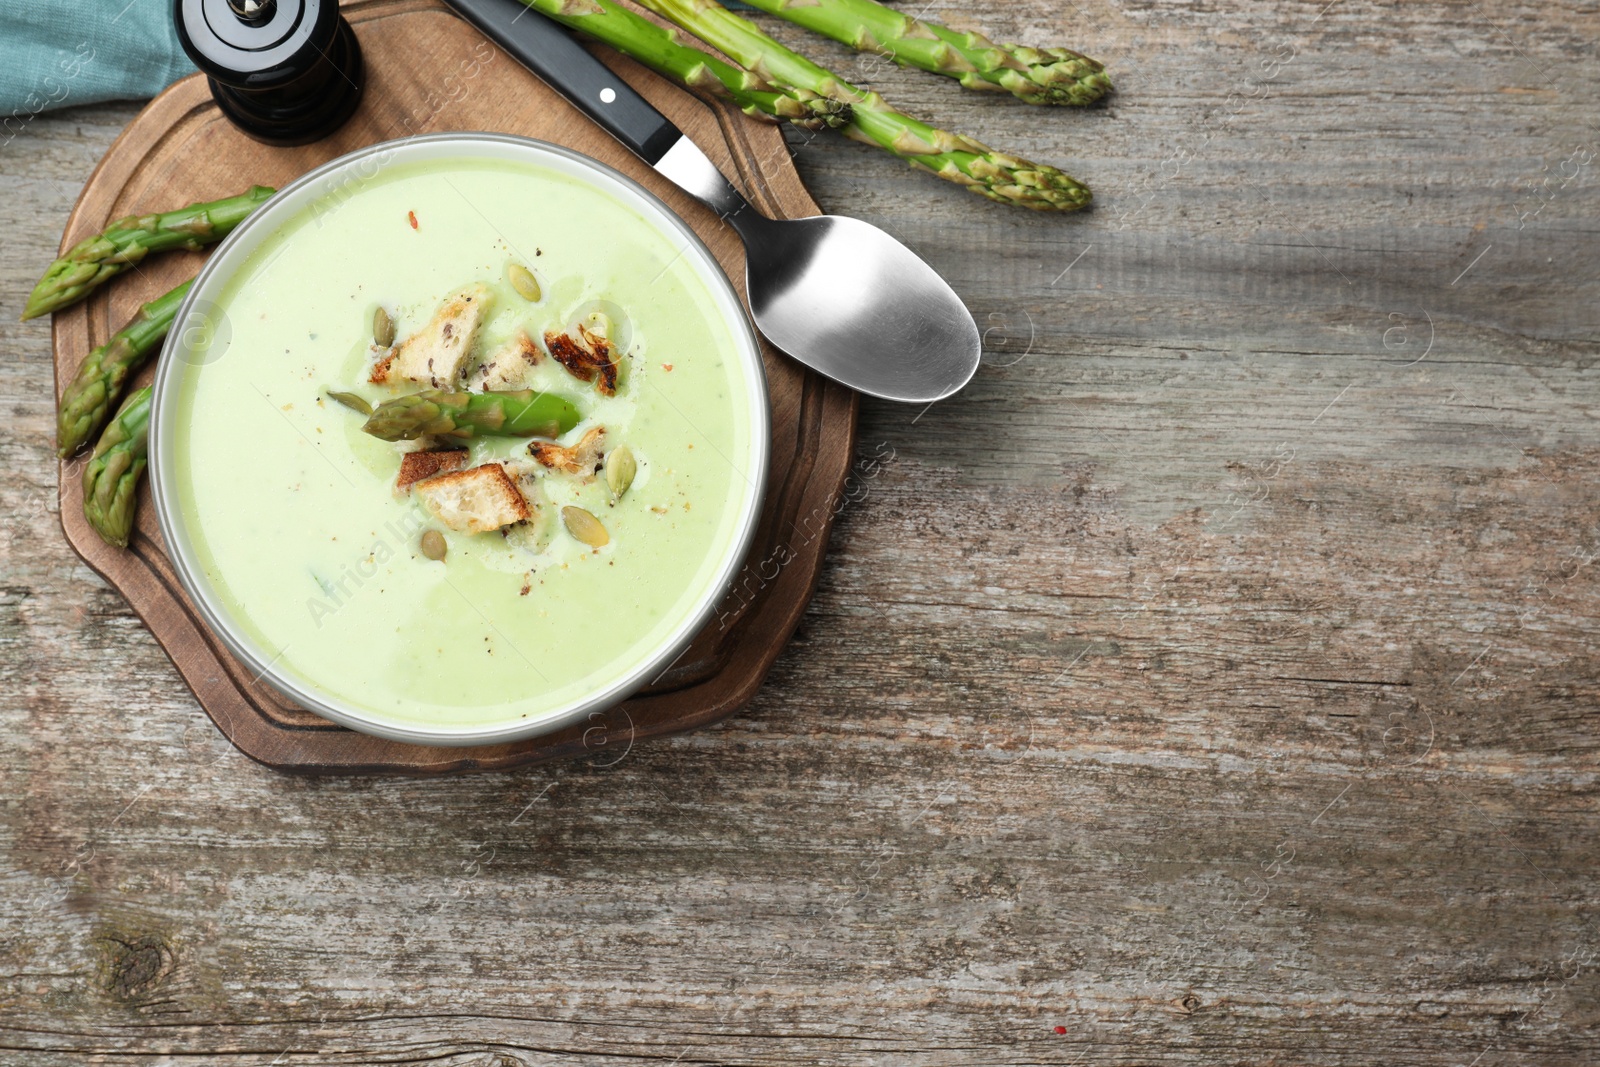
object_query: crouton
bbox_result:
[412,463,529,534]
[473,330,542,391]
[390,284,492,388]
[544,323,618,396]
[369,348,396,385]
[528,427,605,478]
[395,448,468,491]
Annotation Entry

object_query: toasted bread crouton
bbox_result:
[391,284,492,388]
[412,463,529,534]
[473,330,542,391]
[529,427,605,479]
[369,348,396,385]
[544,324,618,396]
[396,448,468,491]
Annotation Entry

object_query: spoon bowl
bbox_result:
[738,214,982,403]
[654,137,982,403]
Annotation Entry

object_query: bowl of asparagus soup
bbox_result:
[149,134,769,746]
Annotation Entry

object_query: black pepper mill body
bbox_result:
[175,0,365,146]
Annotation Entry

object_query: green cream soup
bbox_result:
[170,156,760,731]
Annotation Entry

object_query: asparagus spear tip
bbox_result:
[82,386,153,549]
[737,0,1111,106]
[56,280,191,458]
[24,186,273,321]
[362,389,584,442]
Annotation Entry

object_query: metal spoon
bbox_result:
[446,0,982,404]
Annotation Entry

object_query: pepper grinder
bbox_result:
[175,0,365,146]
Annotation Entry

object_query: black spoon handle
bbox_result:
[442,0,682,164]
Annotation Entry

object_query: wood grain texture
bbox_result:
[44,0,858,774]
[3,0,1599,1063]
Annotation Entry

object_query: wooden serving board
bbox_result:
[51,0,857,774]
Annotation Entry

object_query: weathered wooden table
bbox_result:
[3,2,1597,1063]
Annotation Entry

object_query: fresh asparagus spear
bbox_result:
[82,386,152,549]
[736,0,1110,106]
[56,280,190,458]
[23,186,274,320]
[634,0,1090,210]
[518,0,851,129]
[362,389,584,442]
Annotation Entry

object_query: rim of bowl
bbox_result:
[149,132,771,747]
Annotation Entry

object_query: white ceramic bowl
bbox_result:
[149,133,769,747]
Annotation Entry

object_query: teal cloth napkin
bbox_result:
[0,1,196,119]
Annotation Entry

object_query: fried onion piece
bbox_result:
[528,426,606,479]
[544,324,618,396]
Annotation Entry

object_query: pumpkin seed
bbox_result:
[373,306,396,348]
[507,263,542,302]
[326,390,373,415]
[420,529,447,561]
[562,505,609,548]
[605,445,637,500]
